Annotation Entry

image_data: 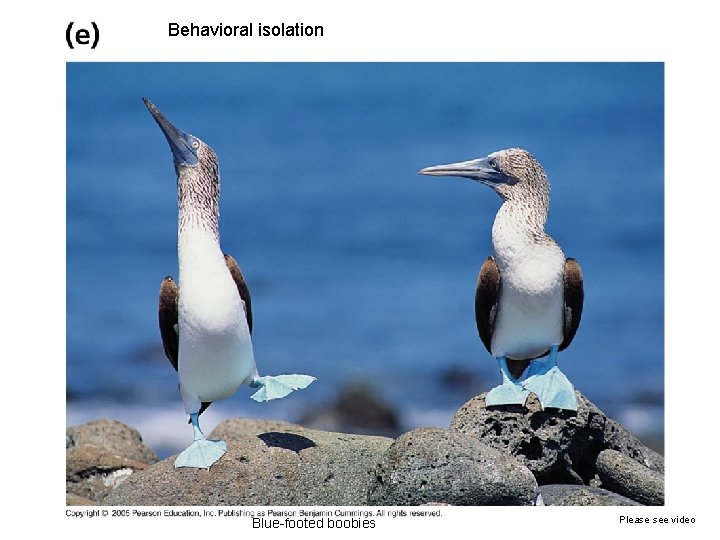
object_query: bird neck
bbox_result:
[492,198,553,266]
[176,164,227,283]
[496,197,548,234]
[177,217,228,294]
[177,167,220,244]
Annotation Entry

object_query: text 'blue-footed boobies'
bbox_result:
[143,98,315,468]
[420,149,583,411]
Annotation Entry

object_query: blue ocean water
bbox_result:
[67,63,663,456]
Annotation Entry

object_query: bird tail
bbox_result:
[249,374,316,402]
[506,359,531,379]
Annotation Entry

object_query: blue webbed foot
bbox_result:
[174,438,227,469]
[486,357,531,407]
[249,374,316,402]
[522,345,578,411]
[174,412,227,469]
[486,383,531,406]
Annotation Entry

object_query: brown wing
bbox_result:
[560,257,584,351]
[476,258,530,378]
[224,254,253,334]
[158,276,213,417]
[475,256,500,355]
[158,276,179,370]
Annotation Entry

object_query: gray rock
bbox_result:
[451,391,663,485]
[66,493,100,506]
[540,484,642,506]
[105,418,393,506]
[209,418,309,438]
[368,427,538,506]
[299,382,401,437]
[66,419,158,464]
[66,445,149,502]
[596,449,664,505]
[602,418,665,473]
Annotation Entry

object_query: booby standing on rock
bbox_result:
[144,98,315,468]
[420,148,583,411]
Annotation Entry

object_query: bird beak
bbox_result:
[143,98,199,169]
[418,157,511,185]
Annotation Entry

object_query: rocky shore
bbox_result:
[66,390,663,506]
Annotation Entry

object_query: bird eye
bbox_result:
[490,159,499,169]
[191,140,200,149]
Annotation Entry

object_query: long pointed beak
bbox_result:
[143,97,199,169]
[418,157,511,185]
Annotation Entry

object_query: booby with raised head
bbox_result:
[420,148,583,410]
[144,98,315,468]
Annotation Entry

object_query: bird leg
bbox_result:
[190,412,204,441]
[174,412,227,469]
[485,356,531,407]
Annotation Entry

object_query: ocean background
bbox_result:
[67,63,663,457]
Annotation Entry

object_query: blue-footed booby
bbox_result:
[144,98,315,468]
[419,148,583,411]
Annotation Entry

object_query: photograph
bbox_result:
[66,62,664,507]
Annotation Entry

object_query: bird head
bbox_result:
[419,148,549,203]
[143,97,208,174]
